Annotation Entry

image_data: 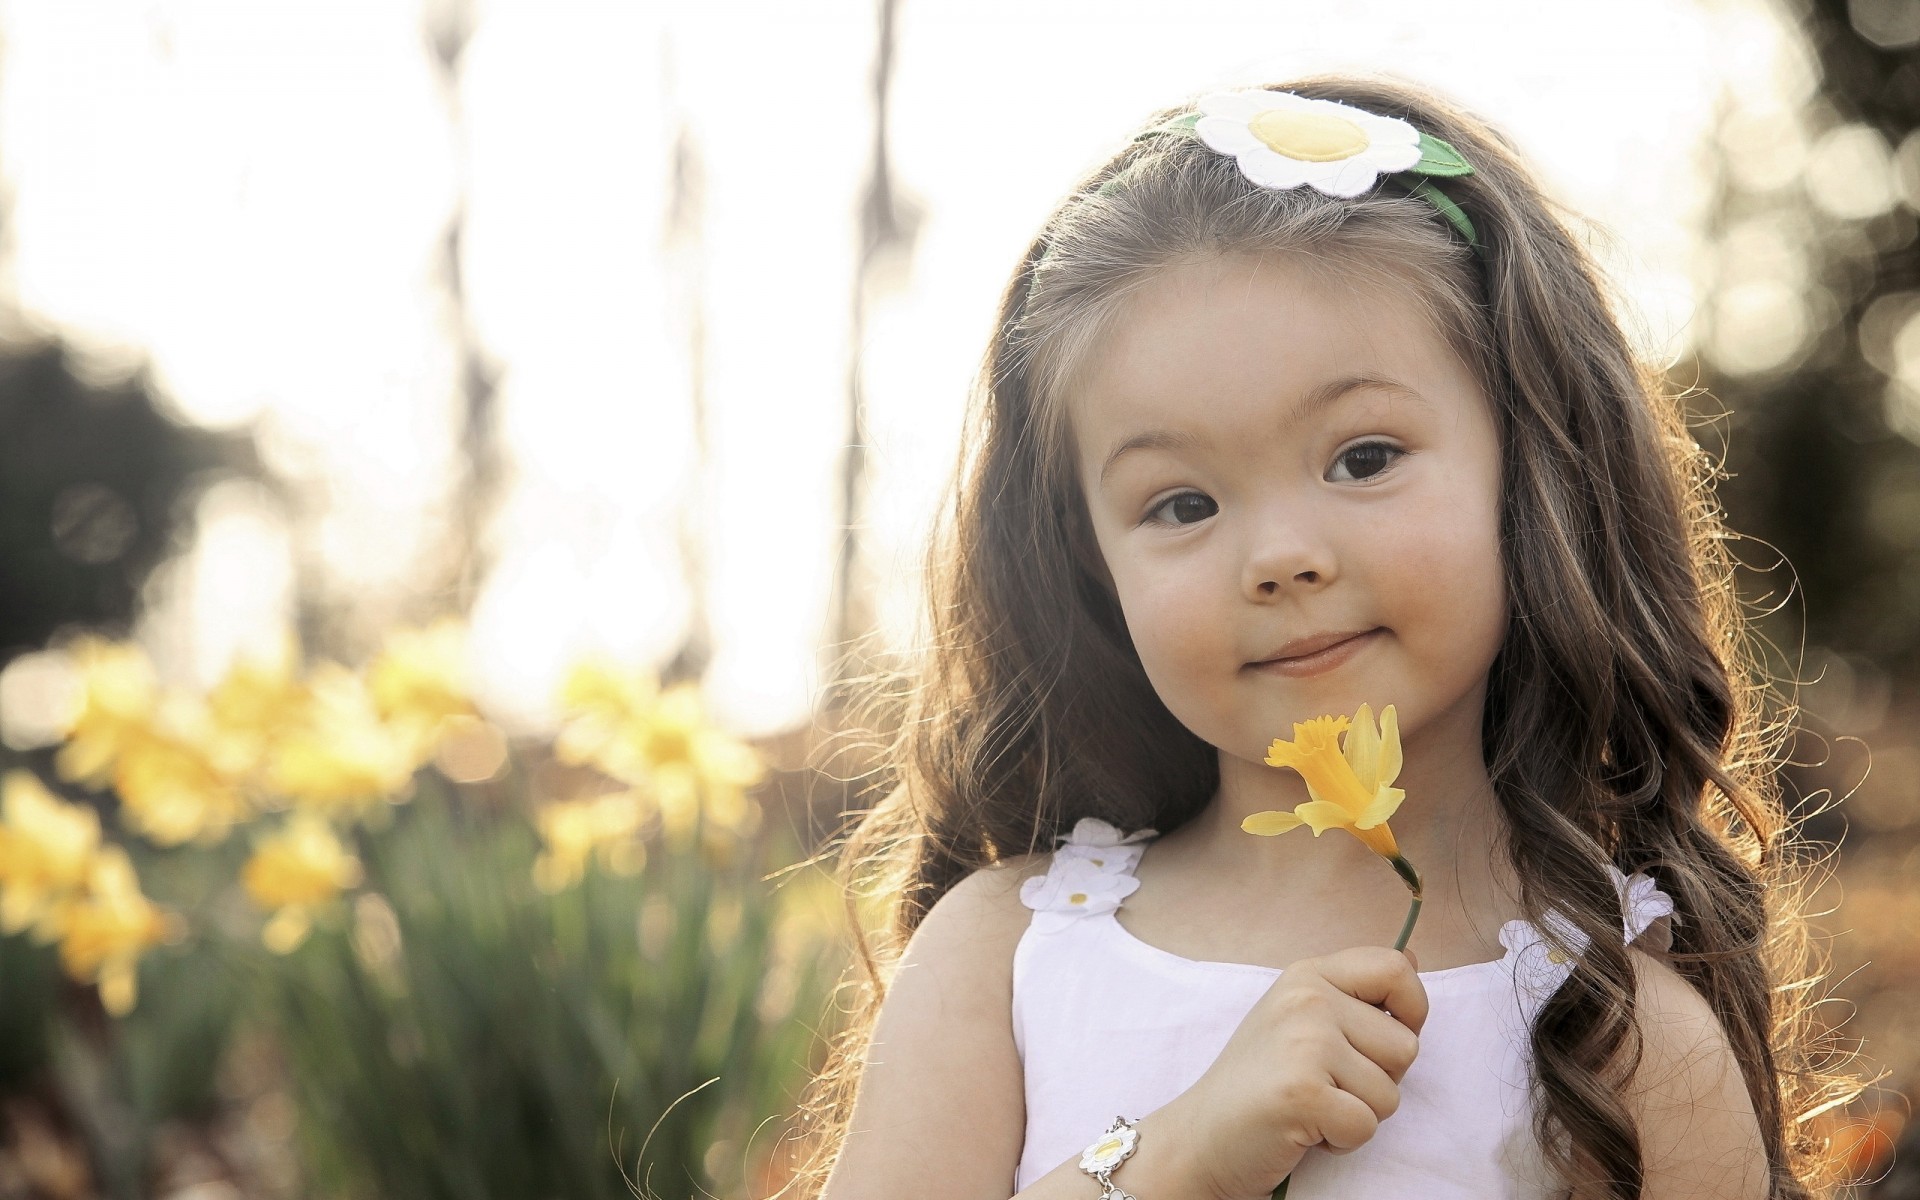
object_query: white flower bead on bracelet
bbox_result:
[1078,1115,1141,1199]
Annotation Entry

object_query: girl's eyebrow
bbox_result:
[1096,373,1417,486]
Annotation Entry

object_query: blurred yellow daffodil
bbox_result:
[531,791,647,894]
[52,636,161,790]
[51,637,263,846]
[365,618,478,766]
[0,771,101,940]
[554,665,763,844]
[58,846,181,1016]
[112,714,254,846]
[1243,703,1423,951]
[242,813,364,953]
[205,635,312,765]
[265,663,417,820]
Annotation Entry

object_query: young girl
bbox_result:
[790,74,1865,1199]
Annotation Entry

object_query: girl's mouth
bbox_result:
[1245,628,1383,678]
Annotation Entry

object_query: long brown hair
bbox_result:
[787,73,1869,1199]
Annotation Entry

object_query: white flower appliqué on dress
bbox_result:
[1020,818,1157,934]
[1501,863,1679,1003]
[1194,89,1423,198]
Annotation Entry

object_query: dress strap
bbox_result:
[1018,817,1158,934]
[1502,863,1679,1004]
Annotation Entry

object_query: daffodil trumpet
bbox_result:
[1240,703,1425,950]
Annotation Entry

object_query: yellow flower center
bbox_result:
[1247,109,1371,161]
[1068,892,1088,905]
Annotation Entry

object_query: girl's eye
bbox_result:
[1327,440,1404,483]
[1145,491,1218,527]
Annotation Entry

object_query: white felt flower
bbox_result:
[1056,816,1156,849]
[1194,89,1423,198]
[1055,842,1144,873]
[1620,867,1677,953]
[1503,866,1677,1004]
[1053,817,1155,873]
[1020,856,1141,933]
[1501,910,1586,1005]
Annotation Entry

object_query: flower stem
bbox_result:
[1391,894,1423,953]
[1268,855,1425,1200]
[1386,853,1424,952]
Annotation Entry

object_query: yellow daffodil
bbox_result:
[0,771,101,940]
[553,661,655,773]
[112,719,253,847]
[265,663,417,820]
[205,636,311,767]
[531,791,647,894]
[1244,704,1405,859]
[1243,703,1423,957]
[365,618,477,765]
[52,636,161,789]
[642,684,764,842]
[58,846,180,1016]
[242,813,364,953]
[554,665,764,844]
[50,638,261,846]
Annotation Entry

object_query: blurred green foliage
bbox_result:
[257,777,832,1200]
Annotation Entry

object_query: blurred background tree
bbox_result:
[1690,0,1920,1188]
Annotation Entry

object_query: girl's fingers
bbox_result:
[1344,1003,1421,1084]
[1305,1082,1382,1159]
[1314,947,1429,1035]
[1328,1041,1402,1126]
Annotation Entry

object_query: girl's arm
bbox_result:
[1618,946,1769,1200]
[820,857,1217,1200]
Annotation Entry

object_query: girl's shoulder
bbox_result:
[1612,939,1769,1191]
[926,841,1058,939]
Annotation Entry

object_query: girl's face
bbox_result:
[1067,250,1508,769]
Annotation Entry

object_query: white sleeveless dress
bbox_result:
[1011,817,1678,1198]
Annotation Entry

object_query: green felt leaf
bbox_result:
[1094,162,1144,197]
[1132,111,1202,142]
[1411,133,1475,177]
[1408,178,1482,251]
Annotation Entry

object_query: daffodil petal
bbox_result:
[1355,786,1405,829]
[1343,702,1380,787]
[1350,822,1401,860]
[1292,800,1352,836]
[1241,810,1305,836]
[1377,704,1402,786]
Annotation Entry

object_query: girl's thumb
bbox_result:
[1403,947,1420,972]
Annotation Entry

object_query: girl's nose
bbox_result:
[1242,519,1337,599]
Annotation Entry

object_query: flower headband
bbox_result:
[1100,89,1482,254]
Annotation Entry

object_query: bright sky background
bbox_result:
[0,0,1816,738]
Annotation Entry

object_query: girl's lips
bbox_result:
[1245,628,1383,678]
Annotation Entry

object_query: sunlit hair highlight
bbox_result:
[784,73,1870,1200]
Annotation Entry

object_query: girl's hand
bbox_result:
[1155,945,1428,1200]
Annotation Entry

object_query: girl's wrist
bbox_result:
[1114,1105,1225,1200]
